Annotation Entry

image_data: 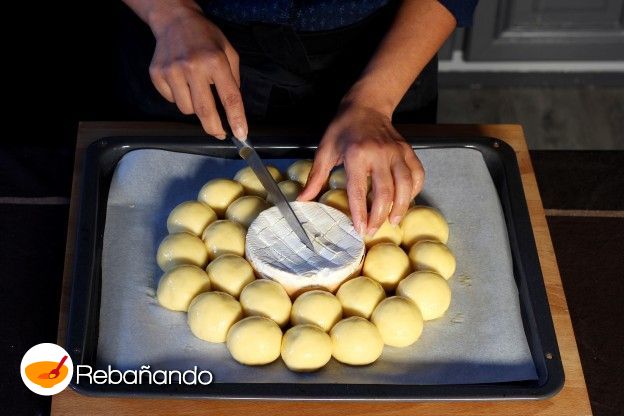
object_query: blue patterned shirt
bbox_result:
[201,0,478,31]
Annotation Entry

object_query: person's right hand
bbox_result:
[148,7,247,139]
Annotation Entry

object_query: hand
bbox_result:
[148,7,246,139]
[298,103,424,236]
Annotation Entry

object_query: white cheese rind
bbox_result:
[246,201,365,295]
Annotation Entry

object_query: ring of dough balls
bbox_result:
[198,178,244,217]
[187,291,243,343]
[156,265,211,311]
[364,219,403,247]
[202,220,246,260]
[362,243,411,290]
[336,276,385,319]
[397,271,451,320]
[166,201,217,236]
[408,240,456,279]
[330,316,383,366]
[206,254,255,298]
[287,159,313,186]
[239,279,292,327]
[267,180,302,204]
[281,324,332,372]
[226,316,282,365]
[225,196,270,228]
[319,189,350,216]
[329,168,371,192]
[234,165,283,198]
[291,290,342,332]
[371,296,424,347]
[400,206,449,247]
[157,232,209,272]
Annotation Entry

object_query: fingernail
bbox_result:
[234,124,247,140]
[390,215,401,226]
[357,222,366,236]
[367,227,378,237]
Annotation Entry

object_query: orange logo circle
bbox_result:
[21,343,73,396]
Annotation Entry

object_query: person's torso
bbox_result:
[199,0,390,31]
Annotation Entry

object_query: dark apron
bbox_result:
[118,1,437,126]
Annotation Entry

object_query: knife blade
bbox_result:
[229,135,316,252]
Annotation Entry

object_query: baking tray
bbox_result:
[65,135,564,400]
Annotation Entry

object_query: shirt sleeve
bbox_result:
[438,0,479,27]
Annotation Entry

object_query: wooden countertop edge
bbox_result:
[52,122,592,416]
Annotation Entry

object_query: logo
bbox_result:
[21,343,74,396]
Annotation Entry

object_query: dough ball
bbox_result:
[198,178,244,217]
[156,265,211,311]
[371,296,424,347]
[226,316,282,365]
[362,243,411,290]
[336,276,385,319]
[364,219,403,247]
[202,220,246,260]
[330,317,383,365]
[187,291,243,343]
[397,271,451,320]
[166,201,217,236]
[291,290,342,332]
[329,168,371,191]
[319,189,350,216]
[234,165,283,198]
[239,279,292,327]
[281,324,332,372]
[287,159,313,186]
[328,168,347,190]
[206,254,255,298]
[408,240,456,279]
[267,180,302,204]
[157,232,209,272]
[400,206,449,247]
[225,196,270,228]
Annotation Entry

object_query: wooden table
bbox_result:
[52,122,592,416]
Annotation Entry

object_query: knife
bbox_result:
[229,135,316,252]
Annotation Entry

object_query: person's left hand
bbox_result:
[298,102,424,236]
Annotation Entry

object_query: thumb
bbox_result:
[298,141,338,201]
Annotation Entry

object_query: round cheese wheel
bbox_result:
[371,296,424,347]
[187,291,243,343]
[397,271,451,320]
[400,206,449,247]
[336,276,385,319]
[364,219,403,247]
[166,201,217,236]
[156,232,209,272]
[318,189,350,216]
[206,254,255,298]
[330,317,383,365]
[408,240,456,279]
[291,290,342,332]
[267,180,302,204]
[246,202,365,296]
[239,279,292,327]
[198,179,244,217]
[202,220,246,260]
[156,265,211,311]
[225,195,270,228]
[281,324,332,372]
[362,242,411,290]
[226,316,282,365]
[234,165,283,198]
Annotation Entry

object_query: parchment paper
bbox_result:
[97,148,537,384]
